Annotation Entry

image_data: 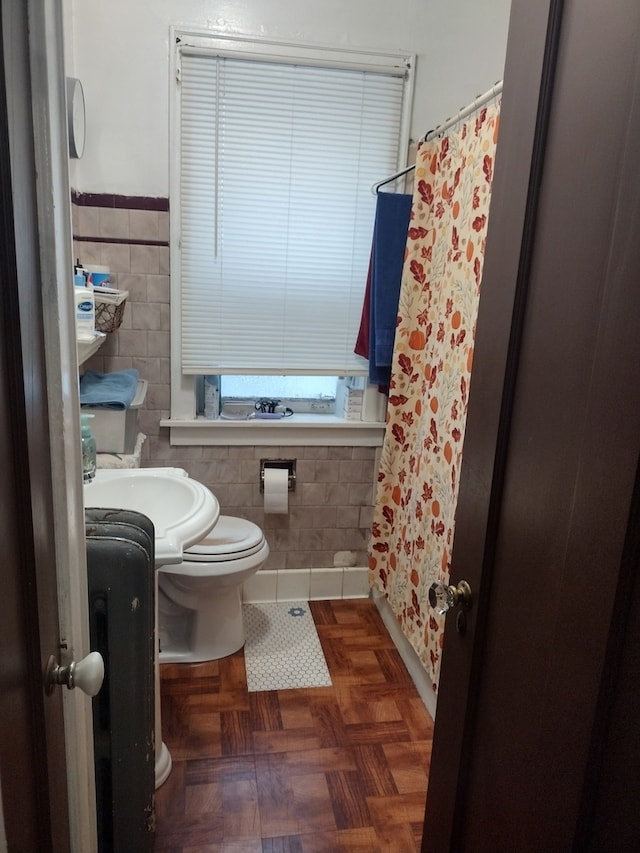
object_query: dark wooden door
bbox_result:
[422,0,640,849]
[0,3,70,850]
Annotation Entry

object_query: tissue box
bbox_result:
[84,379,147,453]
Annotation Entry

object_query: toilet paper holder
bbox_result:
[260,459,296,492]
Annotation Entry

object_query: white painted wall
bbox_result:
[66,0,511,197]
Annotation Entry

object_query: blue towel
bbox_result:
[80,369,139,410]
[368,192,412,387]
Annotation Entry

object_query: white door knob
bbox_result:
[45,651,104,697]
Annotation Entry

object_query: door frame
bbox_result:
[1,1,96,850]
[28,2,97,844]
[421,0,563,845]
[423,0,640,847]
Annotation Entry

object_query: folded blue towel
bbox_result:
[80,369,139,410]
[368,192,413,387]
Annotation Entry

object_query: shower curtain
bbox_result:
[369,99,501,692]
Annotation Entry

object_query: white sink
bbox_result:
[84,466,220,790]
[85,467,220,566]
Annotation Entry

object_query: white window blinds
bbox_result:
[178,49,407,375]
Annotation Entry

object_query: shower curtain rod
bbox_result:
[371,79,503,195]
[424,80,503,141]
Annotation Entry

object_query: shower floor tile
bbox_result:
[242,601,332,692]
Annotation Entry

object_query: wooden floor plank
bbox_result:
[309,697,350,748]
[375,821,423,853]
[344,719,412,746]
[261,837,305,853]
[352,743,398,798]
[249,690,283,732]
[252,726,322,756]
[182,841,263,853]
[366,790,429,828]
[222,778,261,839]
[221,710,254,757]
[309,600,339,625]
[254,754,299,837]
[291,772,338,833]
[154,597,433,852]
[374,647,416,683]
[154,758,186,820]
[271,745,357,776]
[275,690,316,729]
[184,779,222,817]
[382,741,432,794]
[401,695,436,742]
[325,769,373,830]
[153,813,225,850]
[335,692,404,725]
[185,755,256,786]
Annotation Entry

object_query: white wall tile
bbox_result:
[342,566,370,599]
[242,570,277,602]
[276,568,310,601]
[309,567,343,600]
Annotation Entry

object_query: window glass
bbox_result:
[221,375,337,400]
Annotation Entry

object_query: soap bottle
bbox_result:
[81,413,96,482]
[74,282,95,341]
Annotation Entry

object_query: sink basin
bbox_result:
[85,467,219,565]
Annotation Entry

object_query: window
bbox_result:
[169,32,413,426]
[220,375,338,403]
[195,374,339,417]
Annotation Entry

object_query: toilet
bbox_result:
[157,515,269,662]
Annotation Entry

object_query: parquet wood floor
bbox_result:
[154,598,434,852]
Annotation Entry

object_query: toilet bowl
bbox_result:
[157,515,269,662]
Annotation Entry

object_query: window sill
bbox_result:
[160,414,386,446]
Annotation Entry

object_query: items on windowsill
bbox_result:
[204,375,220,419]
[335,379,364,420]
[253,398,293,419]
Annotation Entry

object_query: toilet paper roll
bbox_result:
[263,467,289,514]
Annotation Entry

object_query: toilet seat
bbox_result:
[184,515,265,562]
[160,516,268,579]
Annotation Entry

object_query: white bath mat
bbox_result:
[242,601,332,692]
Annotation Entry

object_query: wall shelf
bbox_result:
[77,333,106,366]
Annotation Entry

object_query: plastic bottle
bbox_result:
[74,284,95,341]
[81,413,96,482]
[74,259,86,286]
[204,375,220,419]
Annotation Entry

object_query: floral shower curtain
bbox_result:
[369,100,501,693]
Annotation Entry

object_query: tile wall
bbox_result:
[73,196,377,571]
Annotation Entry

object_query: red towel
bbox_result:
[354,253,372,359]
[354,256,389,393]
